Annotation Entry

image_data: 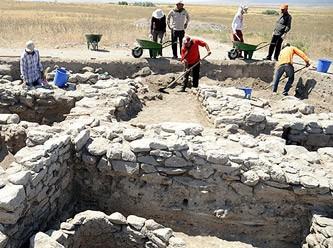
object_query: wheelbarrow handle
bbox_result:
[162,40,177,48]
[255,42,270,51]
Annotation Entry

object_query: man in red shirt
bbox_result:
[180,36,211,92]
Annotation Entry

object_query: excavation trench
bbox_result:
[0,58,332,248]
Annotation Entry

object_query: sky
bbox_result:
[19,0,333,6]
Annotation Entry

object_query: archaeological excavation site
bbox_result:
[0,57,333,248]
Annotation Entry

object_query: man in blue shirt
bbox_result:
[20,41,44,86]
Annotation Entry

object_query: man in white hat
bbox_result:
[231,5,248,58]
[20,40,44,86]
[150,9,166,44]
[167,0,190,59]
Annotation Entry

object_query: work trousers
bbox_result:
[268,34,283,60]
[171,30,185,58]
[272,63,294,94]
[233,30,244,57]
[183,63,200,90]
[152,31,165,44]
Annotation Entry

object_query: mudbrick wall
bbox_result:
[197,86,333,150]
[29,210,185,248]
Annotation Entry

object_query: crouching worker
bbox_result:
[180,36,211,92]
[272,43,310,96]
[20,41,44,87]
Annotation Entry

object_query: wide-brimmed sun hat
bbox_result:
[240,5,249,13]
[26,40,35,52]
[152,9,165,19]
[176,0,184,5]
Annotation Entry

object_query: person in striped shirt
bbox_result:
[20,41,44,86]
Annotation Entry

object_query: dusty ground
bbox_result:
[176,232,256,248]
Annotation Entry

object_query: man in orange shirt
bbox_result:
[180,36,211,92]
[272,43,310,96]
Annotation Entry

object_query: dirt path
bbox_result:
[130,88,212,127]
[175,232,256,248]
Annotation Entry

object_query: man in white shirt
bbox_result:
[231,5,248,58]
[167,0,190,59]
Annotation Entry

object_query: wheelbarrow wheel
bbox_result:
[132,47,143,58]
[228,48,238,60]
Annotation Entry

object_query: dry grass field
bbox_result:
[0,0,332,59]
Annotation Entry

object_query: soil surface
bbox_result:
[176,232,256,248]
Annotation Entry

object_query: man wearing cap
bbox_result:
[151,9,166,44]
[20,41,44,86]
[231,5,248,58]
[264,4,292,61]
[272,43,310,96]
[180,36,211,92]
[167,0,190,59]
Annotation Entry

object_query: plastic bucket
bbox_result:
[241,87,253,99]
[54,68,68,88]
[316,59,332,73]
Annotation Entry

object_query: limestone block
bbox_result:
[7,170,31,185]
[73,129,90,151]
[123,128,144,141]
[160,122,203,136]
[165,156,189,168]
[86,137,110,156]
[106,143,123,160]
[109,212,127,225]
[188,166,215,179]
[127,215,146,231]
[157,167,186,176]
[168,236,186,248]
[122,147,137,162]
[30,232,65,248]
[246,112,266,123]
[206,150,229,164]
[153,228,173,243]
[0,184,25,212]
[144,219,164,231]
[138,156,159,166]
[130,138,154,152]
[150,150,172,158]
[241,170,259,186]
[111,160,139,175]
[0,231,8,248]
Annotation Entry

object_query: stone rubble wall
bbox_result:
[29,210,185,248]
[197,86,333,150]
[303,214,333,248]
[0,133,75,248]
[0,76,142,124]
[73,122,333,248]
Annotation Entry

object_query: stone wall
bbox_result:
[29,210,185,248]
[303,214,333,248]
[0,133,74,248]
[73,122,333,248]
[197,86,333,150]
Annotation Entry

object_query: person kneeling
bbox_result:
[180,36,211,92]
[20,40,44,87]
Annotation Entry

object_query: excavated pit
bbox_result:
[0,58,332,248]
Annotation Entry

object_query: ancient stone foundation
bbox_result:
[0,59,332,248]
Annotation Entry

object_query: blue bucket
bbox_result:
[316,59,332,73]
[54,68,68,88]
[241,87,252,99]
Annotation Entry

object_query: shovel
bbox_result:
[265,65,308,90]
[158,53,211,93]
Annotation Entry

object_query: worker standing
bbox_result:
[272,43,310,96]
[264,4,292,61]
[180,36,211,92]
[167,0,190,59]
[231,5,248,58]
[150,9,166,44]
